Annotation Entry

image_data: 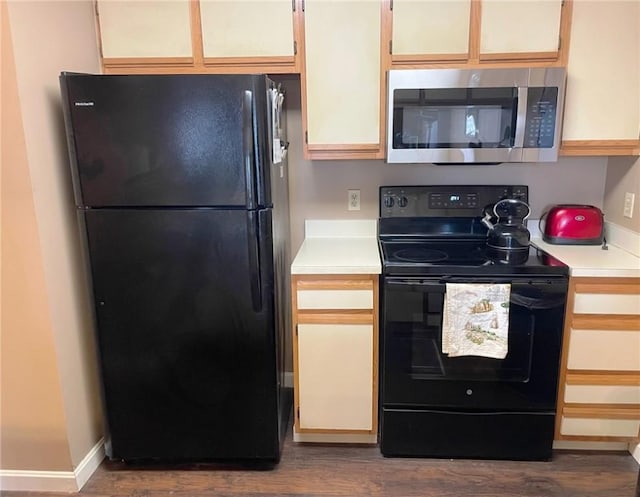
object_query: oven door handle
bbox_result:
[386,277,512,286]
[386,278,445,287]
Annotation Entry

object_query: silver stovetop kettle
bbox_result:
[481,198,532,252]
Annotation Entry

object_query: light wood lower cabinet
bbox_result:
[555,277,640,443]
[292,274,378,443]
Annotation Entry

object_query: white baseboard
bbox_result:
[0,438,104,492]
[74,437,105,489]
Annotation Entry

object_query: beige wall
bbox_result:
[2,0,102,471]
[281,79,610,255]
[1,1,73,471]
[604,156,640,232]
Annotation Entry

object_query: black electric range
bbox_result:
[378,185,569,461]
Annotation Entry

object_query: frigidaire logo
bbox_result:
[74,102,94,106]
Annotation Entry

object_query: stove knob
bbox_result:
[397,196,408,208]
[384,196,395,208]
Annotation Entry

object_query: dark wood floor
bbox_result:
[6,425,640,497]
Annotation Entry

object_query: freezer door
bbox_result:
[61,74,272,208]
[83,208,281,461]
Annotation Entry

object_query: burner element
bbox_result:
[394,247,449,263]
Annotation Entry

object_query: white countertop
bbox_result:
[291,219,640,278]
[532,238,640,278]
[291,220,381,275]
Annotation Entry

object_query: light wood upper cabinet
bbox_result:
[199,0,298,71]
[560,0,640,156]
[98,0,302,74]
[388,0,570,67]
[97,0,193,59]
[479,0,563,60]
[301,0,385,159]
[391,0,471,63]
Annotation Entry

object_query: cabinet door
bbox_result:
[302,0,382,159]
[199,0,296,70]
[97,0,193,59]
[480,0,563,60]
[392,0,470,62]
[297,323,374,431]
[561,0,640,155]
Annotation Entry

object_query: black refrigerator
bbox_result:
[60,73,292,464]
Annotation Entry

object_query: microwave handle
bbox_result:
[513,87,528,149]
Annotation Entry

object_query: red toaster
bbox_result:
[542,205,605,245]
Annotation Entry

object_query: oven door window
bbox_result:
[384,278,532,382]
[381,276,567,409]
[392,88,518,150]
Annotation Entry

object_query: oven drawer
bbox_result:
[381,408,555,460]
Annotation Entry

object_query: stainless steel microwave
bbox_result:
[386,67,566,164]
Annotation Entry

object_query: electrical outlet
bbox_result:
[348,189,360,211]
[624,192,635,218]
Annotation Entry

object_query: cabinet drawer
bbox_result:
[574,293,640,315]
[568,329,640,371]
[565,385,640,404]
[560,417,640,438]
[297,289,373,310]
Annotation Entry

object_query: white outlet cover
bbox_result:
[624,192,635,218]
[348,189,360,211]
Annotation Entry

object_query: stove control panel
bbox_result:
[380,185,529,218]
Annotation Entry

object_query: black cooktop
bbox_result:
[378,185,569,277]
[379,239,568,276]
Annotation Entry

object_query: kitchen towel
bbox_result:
[442,283,511,359]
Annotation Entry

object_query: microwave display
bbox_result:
[392,87,518,150]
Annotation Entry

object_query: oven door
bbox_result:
[381,275,568,411]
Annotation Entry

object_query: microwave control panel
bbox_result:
[524,87,559,148]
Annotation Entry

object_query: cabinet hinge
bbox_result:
[389,40,393,55]
[294,40,297,56]
[305,131,308,144]
[292,0,296,12]
[558,36,561,51]
[301,0,305,12]
[295,324,299,337]
[297,407,300,419]
[389,0,393,11]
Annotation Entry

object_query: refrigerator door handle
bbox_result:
[242,90,257,209]
[246,211,263,312]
